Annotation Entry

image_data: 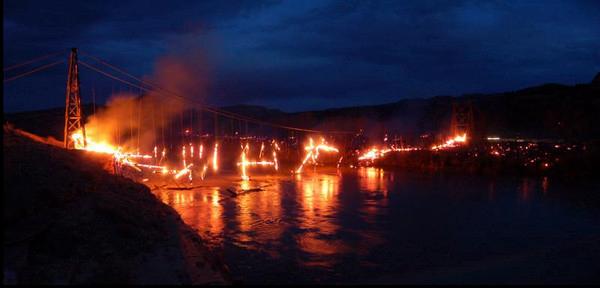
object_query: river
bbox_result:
[151,167,600,284]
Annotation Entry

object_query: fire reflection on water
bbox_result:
[355,168,389,251]
[358,167,388,196]
[153,170,391,267]
[205,188,224,236]
[358,167,389,224]
[236,179,283,252]
[155,188,224,243]
[297,173,338,218]
[145,169,578,284]
[295,172,347,266]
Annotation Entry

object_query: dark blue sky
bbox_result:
[4,0,600,112]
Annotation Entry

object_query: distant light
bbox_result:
[487,136,501,141]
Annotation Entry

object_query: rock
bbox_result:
[3,128,229,285]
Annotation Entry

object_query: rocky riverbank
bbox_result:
[3,126,230,284]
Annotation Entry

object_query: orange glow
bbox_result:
[272,140,280,171]
[259,141,265,160]
[431,133,467,150]
[358,148,388,161]
[240,143,250,180]
[337,156,344,169]
[201,164,208,180]
[295,137,339,174]
[295,173,344,259]
[212,142,219,172]
[238,142,276,180]
[357,145,420,162]
[359,167,387,194]
[182,145,187,167]
[71,129,155,172]
[71,130,119,154]
[174,164,193,179]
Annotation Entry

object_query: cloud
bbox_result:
[4,0,600,112]
[210,0,600,110]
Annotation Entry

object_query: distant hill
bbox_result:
[593,72,600,85]
[5,76,600,141]
[258,81,600,141]
[221,104,286,118]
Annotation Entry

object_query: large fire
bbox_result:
[71,125,469,184]
[72,131,119,154]
[71,129,191,181]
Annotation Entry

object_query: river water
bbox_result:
[151,167,600,284]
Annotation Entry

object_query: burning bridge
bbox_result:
[4,48,470,183]
[4,48,355,182]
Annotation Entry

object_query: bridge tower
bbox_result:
[450,101,474,137]
[64,48,86,149]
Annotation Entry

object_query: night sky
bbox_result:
[4,0,600,112]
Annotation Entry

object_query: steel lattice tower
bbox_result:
[450,101,474,137]
[64,48,86,149]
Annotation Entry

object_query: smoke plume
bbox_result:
[84,48,211,152]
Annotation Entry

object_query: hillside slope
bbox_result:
[5,76,600,141]
[3,126,229,284]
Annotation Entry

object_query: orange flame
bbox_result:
[357,145,421,162]
[212,142,219,172]
[431,133,467,150]
[174,164,193,179]
[238,142,276,180]
[295,137,339,174]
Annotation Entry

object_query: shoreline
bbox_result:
[3,126,230,285]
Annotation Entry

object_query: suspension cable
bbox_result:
[3,50,66,72]
[3,60,64,83]
[79,52,156,90]
[79,59,353,134]
[81,53,270,125]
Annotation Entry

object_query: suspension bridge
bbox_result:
[4,48,355,148]
[4,48,361,181]
[4,48,474,182]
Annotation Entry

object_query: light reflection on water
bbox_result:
[296,172,344,267]
[359,167,387,194]
[151,168,600,284]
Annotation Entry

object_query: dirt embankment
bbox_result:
[3,126,230,284]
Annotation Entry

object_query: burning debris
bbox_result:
[212,142,219,172]
[237,142,278,180]
[72,129,198,182]
[69,112,582,184]
[431,133,468,150]
[357,146,421,162]
[69,122,473,183]
[295,137,339,174]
